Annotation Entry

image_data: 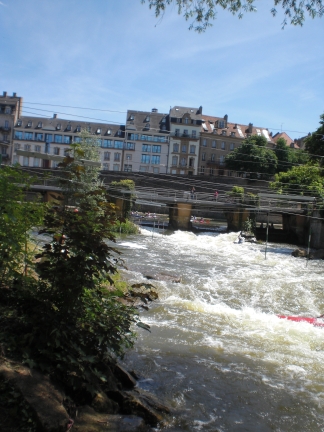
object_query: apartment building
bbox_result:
[198,114,274,177]
[125,109,169,174]
[12,114,125,170]
[0,91,23,164]
[168,106,202,175]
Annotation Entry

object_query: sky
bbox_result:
[0,0,323,140]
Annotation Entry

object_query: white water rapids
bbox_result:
[117,228,324,431]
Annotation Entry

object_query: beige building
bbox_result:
[198,114,274,177]
[0,91,23,164]
[168,106,202,175]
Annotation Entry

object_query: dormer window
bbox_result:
[145,116,150,122]
[161,124,166,131]
[86,126,91,132]
[231,132,235,137]
[76,125,81,132]
[218,120,225,128]
[184,117,189,124]
[107,129,111,135]
[27,121,32,128]
[37,121,42,128]
[5,107,11,114]
[117,130,122,136]
[56,124,61,130]
[222,130,226,136]
[129,114,134,121]
[144,123,150,130]
[96,128,101,134]
[161,117,166,123]
[66,124,71,131]
[17,119,22,127]
[213,129,217,134]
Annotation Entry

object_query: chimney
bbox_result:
[53,113,57,119]
[3,91,7,97]
[234,123,237,129]
[269,131,273,137]
[151,108,158,113]
[248,123,253,133]
[198,106,203,114]
[224,114,228,127]
[13,92,17,97]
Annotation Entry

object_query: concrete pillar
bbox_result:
[224,209,250,231]
[169,202,192,230]
[310,210,324,249]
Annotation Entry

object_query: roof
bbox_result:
[170,106,202,121]
[272,132,299,149]
[125,109,169,134]
[16,116,124,138]
[200,114,273,142]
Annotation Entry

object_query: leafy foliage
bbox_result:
[141,0,323,31]
[0,166,45,287]
[0,134,141,396]
[274,137,309,173]
[270,164,324,196]
[225,135,278,179]
[305,113,324,164]
[109,179,136,219]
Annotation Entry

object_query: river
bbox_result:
[116,227,324,431]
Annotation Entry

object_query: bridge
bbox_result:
[23,172,321,247]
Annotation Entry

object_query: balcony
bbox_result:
[0,126,11,132]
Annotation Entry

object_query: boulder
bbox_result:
[0,360,70,432]
[73,405,149,432]
[144,273,181,283]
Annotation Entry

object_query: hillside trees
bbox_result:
[274,137,309,172]
[141,0,323,31]
[225,135,278,179]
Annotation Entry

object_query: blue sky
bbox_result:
[1,0,323,140]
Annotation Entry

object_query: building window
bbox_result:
[175,129,180,137]
[125,154,132,161]
[104,152,110,161]
[173,143,179,152]
[141,154,150,164]
[202,152,206,161]
[151,155,160,164]
[183,129,189,137]
[218,120,225,128]
[200,166,205,175]
[96,128,101,134]
[231,132,235,137]
[172,156,178,166]
[230,142,234,150]
[45,134,53,143]
[27,121,32,128]
[139,165,149,172]
[189,158,194,167]
[211,153,215,161]
[5,107,11,114]
[4,120,9,129]
[63,136,71,144]
[190,145,195,154]
[142,144,151,152]
[14,143,20,150]
[24,132,33,140]
[114,153,121,162]
[222,130,226,136]
[202,139,207,147]
[212,140,216,148]
[66,124,71,131]
[17,119,22,127]
[103,163,109,171]
[3,135,8,142]
[76,126,81,132]
[56,124,61,130]
[192,130,196,138]
[86,126,91,132]
[114,141,123,149]
[124,164,132,172]
[34,145,41,152]
[180,157,186,167]
[74,137,81,143]
[184,117,189,124]
[181,144,187,153]
[33,158,40,167]
[126,142,135,150]
[54,135,62,143]
[102,139,113,148]
[113,164,120,171]
[220,155,225,164]
[14,131,23,140]
[35,133,43,141]
[24,144,31,151]
[153,167,160,174]
[152,145,161,153]
[221,141,225,150]
[53,147,60,155]
[37,122,42,128]
[23,156,29,166]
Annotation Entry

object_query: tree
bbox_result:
[141,0,323,31]
[274,137,309,173]
[225,135,278,179]
[270,164,324,196]
[305,113,324,165]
